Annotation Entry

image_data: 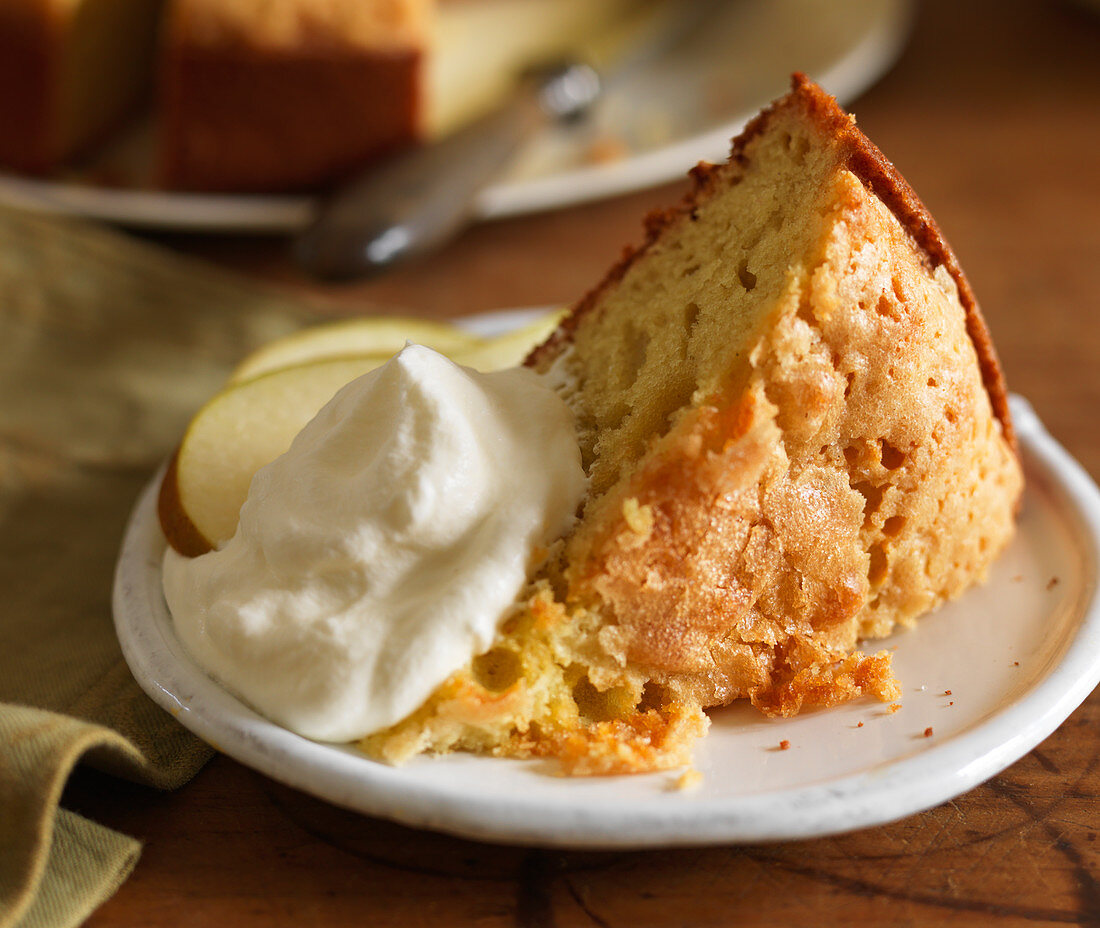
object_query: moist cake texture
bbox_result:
[364,75,1023,773]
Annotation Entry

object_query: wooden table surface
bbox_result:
[68,1,1100,925]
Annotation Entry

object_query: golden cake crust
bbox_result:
[167,0,429,49]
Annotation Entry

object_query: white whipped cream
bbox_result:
[162,345,586,742]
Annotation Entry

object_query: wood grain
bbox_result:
[64,0,1100,924]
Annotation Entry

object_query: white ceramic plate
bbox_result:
[3,0,912,232]
[114,371,1100,848]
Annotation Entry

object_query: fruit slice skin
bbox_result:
[160,354,390,554]
[228,317,482,384]
[158,450,214,558]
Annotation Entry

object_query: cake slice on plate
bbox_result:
[364,74,1023,773]
[157,75,1022,774]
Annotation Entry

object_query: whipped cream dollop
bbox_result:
[163,345,586,742]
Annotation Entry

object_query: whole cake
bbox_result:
[360,75,1023,773]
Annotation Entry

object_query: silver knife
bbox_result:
[294,0,723,281]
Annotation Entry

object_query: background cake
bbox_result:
[0,0,642,190]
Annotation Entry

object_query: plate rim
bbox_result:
[2,0,913,233]
[113,381,1100,848]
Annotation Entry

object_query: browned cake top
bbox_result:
[168,0,431,50]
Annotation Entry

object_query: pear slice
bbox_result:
[450,309,567,371]
[227,316,482,384]
[161,311,570,556]
[160,354,391,555]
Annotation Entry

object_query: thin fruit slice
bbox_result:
[160,354,390,555]
[227,316,482,384]
[161,313,567,556]
[450,309,567,371]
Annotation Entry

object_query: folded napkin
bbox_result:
[0,206,321,928]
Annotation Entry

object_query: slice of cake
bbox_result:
[363,75,1023,773]
[0,0,164,174]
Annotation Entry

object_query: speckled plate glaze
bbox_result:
[114,364,1100,847]
[2,0,911,232]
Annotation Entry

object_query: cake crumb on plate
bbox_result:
[671,768,704,791]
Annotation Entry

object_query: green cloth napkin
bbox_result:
[0,205,321,928]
